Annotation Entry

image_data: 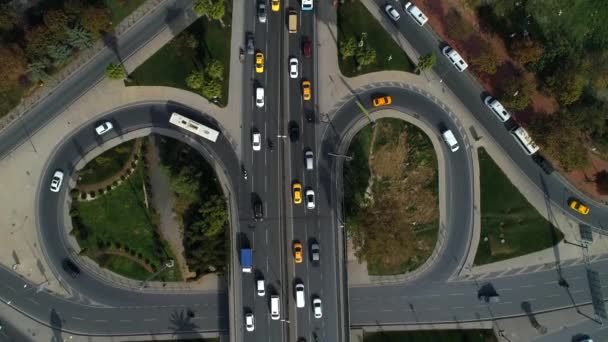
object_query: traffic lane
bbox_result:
[376,0,608,228]
[38,103,234,309]
[0,0,197,158]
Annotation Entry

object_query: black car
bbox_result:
[62,259,80,278]
[289,123,300,142]
[253,200,264,221]
[305,110,315,123]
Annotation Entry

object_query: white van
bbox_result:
[305,150,314,170]
[441,129,459,152]
[295,283,305,308]
[442,46,468,72]
[484,96,511,122]
[270,295,280,320]
[256,279,265,296]
[256,87,264,108]
[404,2,428,26]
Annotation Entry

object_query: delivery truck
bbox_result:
[288,10,297,33]
[241,248,252,273]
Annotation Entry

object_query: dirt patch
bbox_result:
[565,152,608,203]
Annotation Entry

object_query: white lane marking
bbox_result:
[428,308,440,311]
[498,301,512,305]
[71,317,85,321]
[119,320,132,323]
[546,294,560,298]
[94,320,108,323]
[523,298,536,302]
[27,298,39,305]
[449,293,464,296]
[143,318,157,322]
[520,284,535,288]
[572,289,584,294]
[544,281,555,285]
[498,288,512,291]
[451,306,465,310]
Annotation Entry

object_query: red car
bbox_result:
[302,38,311,58]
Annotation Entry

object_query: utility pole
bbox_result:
[328,152,353,161]
[139,260,174,290]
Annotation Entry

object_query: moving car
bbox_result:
[385,4,400,21]
[95,121,113,135]
[302,37,312,58]
[49,170,64,193]
[302,80,311,100]
[306,189,315,209]
[295,282,305,308]
[245,312,255,332]
[442,45,468,72]
[257,278,265,296]
[270,295,280,320]
[310,242,320,263]
[312,297,322,318]
[484,96,511,122]
[257,2,267,23]
[253,199,264,221]
[271,0,280,12]
[305,150,314,170]
[305,110,315,123]
[293,183,302,204]
[246,33,255,55]
[289,58,299,78]
[404,2,428,26]
[569,198,590,215]
[252,132,261,151]
[62,259,80,277]
[255,52,264,73]
[290,123,300,142]
[293,242,303,263]
[302,0,313,11]
[256,87,264,108]
[372,95,392,107]
[441,129,459,152]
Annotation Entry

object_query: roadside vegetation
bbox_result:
[474,148,563,265]
[416,1,608,193]
[345,119,438,275]
[70,139,180,281]
[157,137,228,278]
[337,0,415,77]
[364,329,498,342]
[128,1,231,106]
[0,0,144,119]
[76,139,136,185]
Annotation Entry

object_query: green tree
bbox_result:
[445,8,474,41]
[471,43,499,75]
[47,44,73,67]
[209,1,226,21]
[105,63,126,80]
[171,32,199,56]
[356,45,376,68]
[205,60,224,80]
[193,0,213,16]
[499,75,535,111]
[68,25,93,50]
[530,112,587,171]
[198,195,227,237]
[25,25,56,59]
[339,36,357,60]
[26,59,50,83]
[0,44,27,90]
[170,166,201,202]
[545,70,585,106]
[185,71,204,90]
[79,7,112,38]
[0,4,18,31]
[200,79,222,99]
[44,9,70,41]
[510,38,544,66]
[416,53,436,72]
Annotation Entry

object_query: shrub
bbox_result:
[80,192,87,200]
[98,189,104,195]
[120,175,126,181]
[70,189,80,198]
[106,185,112,192]
[445,8,474,41]
[89,191,96,198]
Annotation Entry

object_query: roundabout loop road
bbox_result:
[31,101,236,335]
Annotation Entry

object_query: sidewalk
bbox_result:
[317,0,588,285]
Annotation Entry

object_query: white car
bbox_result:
[256,87,264,108]
[95,121,113,135]
[50,170,64,193]
[252,132,261,151]
[385,4,400,21]
[289,58,299,79]
[305,189,315,209]
[257,279,265,296]
[245,312,255,332]
[302,0,313,11]
[313,297,322,318]
[257,2,267,23]
[484,96,511,122]
[442,46,468,72]
[404,2,428,26]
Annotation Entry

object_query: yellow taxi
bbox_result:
[372,95,392,107]
[293,182,302,204]
[302,80,311,101]
[271,0,280,12]
[293,242,303,263]
[568,198,590,215]
[255,52,264,73]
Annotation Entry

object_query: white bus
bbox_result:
[169,112,219,142]
[510,126,539,155]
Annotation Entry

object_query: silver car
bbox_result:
[258,2,267,23]
[289,58,299,79]
[95,121,113,135]
[385,4,400,21]
[50,170,64,193]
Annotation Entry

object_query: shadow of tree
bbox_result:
[168,308,199,335]
[49,308,63,342]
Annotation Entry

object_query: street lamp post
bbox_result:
[328,152,353,161]
[139,259,174,290]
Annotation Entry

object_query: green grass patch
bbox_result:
[364,329,498,342]
[474,148,564,265]
[344,125,373,217]
[104,0,147,26]
[98,254,151,280]
[0,86,24,120]
[73,161,180,281]
[337,0,416,77]
[77,139,136,185]
[128,12,232,107]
